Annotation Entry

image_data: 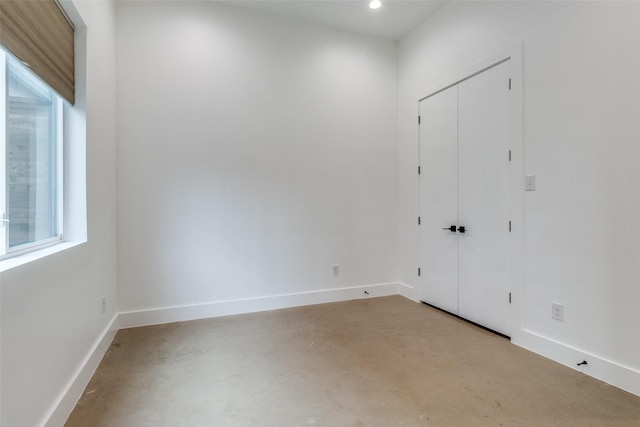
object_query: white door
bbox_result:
[418,85,458,314]
[457,61,511,336]
[419,60,511,336]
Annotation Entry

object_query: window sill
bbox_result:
[0,240,85,273]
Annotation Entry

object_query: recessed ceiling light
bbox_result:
[369,0,382,10]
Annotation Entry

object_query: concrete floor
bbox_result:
[66,296,640,426]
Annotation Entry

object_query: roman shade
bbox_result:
[0,0,75,104]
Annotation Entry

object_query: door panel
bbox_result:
[457,61,510,336]
[419,85,458,314]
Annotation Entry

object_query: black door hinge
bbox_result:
[418,115,421,124]
[418,165,421,175]
[418,217,421,225]
[509,150,512,161]
[509,292,512,304]
[418,267,421,277]
[509,221,512,232]
[508,78,512,90]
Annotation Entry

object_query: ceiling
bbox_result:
[224,0,448,41]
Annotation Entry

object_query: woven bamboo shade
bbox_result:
[0,0,75,104]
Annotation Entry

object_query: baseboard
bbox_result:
[396,282,418,302]
[43,314,118,427]
[118,282,403,329]
[46,285,640,427]
[407,279,640,398]
[513,329,640,397]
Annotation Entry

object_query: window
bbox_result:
[0,49,64,258]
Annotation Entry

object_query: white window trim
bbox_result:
[0,50,65,260]
[0,240,83,272]
[0,51,6,249]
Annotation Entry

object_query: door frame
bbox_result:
[417,43,524,342]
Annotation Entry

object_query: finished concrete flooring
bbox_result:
[66,296,640,426]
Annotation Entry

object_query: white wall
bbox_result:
[4,2,638,424]
[0,1,118,425]
[399,1,640,394]
[116,1,398,320]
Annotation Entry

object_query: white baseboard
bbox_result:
[45,284,640,427]
[404,278,640,397]
[396,282,418,302]
[43,314,118,427]
[118,282,403,329]
[513,329,640,397]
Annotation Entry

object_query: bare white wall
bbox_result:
[115,2,398,317]
[0,1,118,426]
[399,1,640,393]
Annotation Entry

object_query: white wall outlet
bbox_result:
[525,175,536,191]
[101,296,106,314]
[332,265,340,277]
[552,302,564,321]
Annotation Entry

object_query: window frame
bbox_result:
[0,49,65,260]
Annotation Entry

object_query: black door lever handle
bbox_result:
[442,225,457,232]
[457,226,466,233]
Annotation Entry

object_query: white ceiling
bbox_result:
[224,0,448,41]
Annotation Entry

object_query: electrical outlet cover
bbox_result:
[552,302,564,321]
[525,175,536,191]
[332,265,340,277]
